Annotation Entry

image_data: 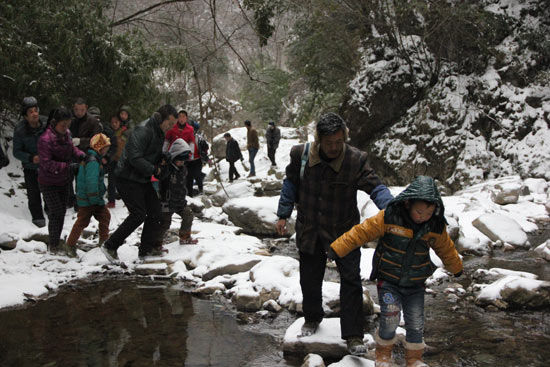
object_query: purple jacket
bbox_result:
[38,125,84,186]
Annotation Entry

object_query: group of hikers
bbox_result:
[222,119,281,182]
[11,98,209,259]
[8,96,463,366]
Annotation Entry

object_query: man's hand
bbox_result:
[72,137,81,146]
[32,155,40,164]
[276,218,287,235]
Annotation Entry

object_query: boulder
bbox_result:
[223,196,295,236]
[490,181,521,205]
[533,240,550,261]
[210,181,255,207]
[472,213,527,247]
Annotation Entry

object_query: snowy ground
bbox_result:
[0,127,549,365]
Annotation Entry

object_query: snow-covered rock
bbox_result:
[223,196,295,236]
[301,353,326,367]
[472,213,528,247]
[490,181,521,205]
[533,240,550,261]
[472,268,550,309]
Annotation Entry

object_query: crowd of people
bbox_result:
[6,96,463,366]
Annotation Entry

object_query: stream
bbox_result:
[0,227,548,366]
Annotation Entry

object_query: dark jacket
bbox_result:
[277,142,393,254]
[37,125,84,186]
[331,176,463,287]
[265,126,281,149]
[115,113,166,184]
[13,117,47,170]
[159,164,188,213]
[76,149,106,207]
[102,124,119,164]
[226,138,243,163]
[70,113,102,150]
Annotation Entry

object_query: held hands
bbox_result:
[276,218,287,236]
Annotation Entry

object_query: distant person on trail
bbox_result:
[101,104,177,261]
[157,138,198,248]
[275,112,393,356]
[244,120,259,177]
[65,133,112,257]
[223,132,243,182]
[164,110,202,197]
[329,175,463,366]
[104,115,128,208]
[265,121,281,166]
[38,107,85,256]
[13,96,47,227]
[191,120,209,194]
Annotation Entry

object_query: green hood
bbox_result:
[387,175,446,224]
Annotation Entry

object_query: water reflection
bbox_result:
[0,279,279,366]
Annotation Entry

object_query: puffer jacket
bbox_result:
[159,138,190,213]
[37,125,84,186]
[115,112,166,183]
[13,117,47,170]
[331,175,463,287]
[76,149,106,207]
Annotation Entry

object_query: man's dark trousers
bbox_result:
[23,168,45,221]
[299,241,363,339]
[105,178,161,254]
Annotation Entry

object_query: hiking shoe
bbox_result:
[300,321,320,337]
[347,337,367,356]
[32,218,46,228]
[101,245,118,262]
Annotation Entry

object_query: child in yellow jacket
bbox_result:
[329,176,462,367]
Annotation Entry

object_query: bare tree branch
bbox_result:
[110,0,195,28]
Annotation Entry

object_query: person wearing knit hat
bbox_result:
[65,133,112,253]
[13,96,48,227]
[156,138,198,247]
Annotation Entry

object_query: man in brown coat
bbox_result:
[244,119,259,177]
[276,113,393,355]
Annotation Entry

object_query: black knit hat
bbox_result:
[316,112,346,136]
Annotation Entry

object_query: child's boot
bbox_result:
[375,332,396,367]
[179,232,198,245]
[404,341,429,367]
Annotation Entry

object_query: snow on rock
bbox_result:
[222,196,293,236]
[302,354,326,367]
[490,180,521,205]
[533,240,550,261]
[472,268,550,309]
[472,213,528,247]
[328,355,375,367]
[283,317,373,360]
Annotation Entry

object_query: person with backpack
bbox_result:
[65,133,112,256]
[12,96,47,227]
[275,112,393,356]
[191,121,209,194]
[38,107,85,255]
[157,138,198,248]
